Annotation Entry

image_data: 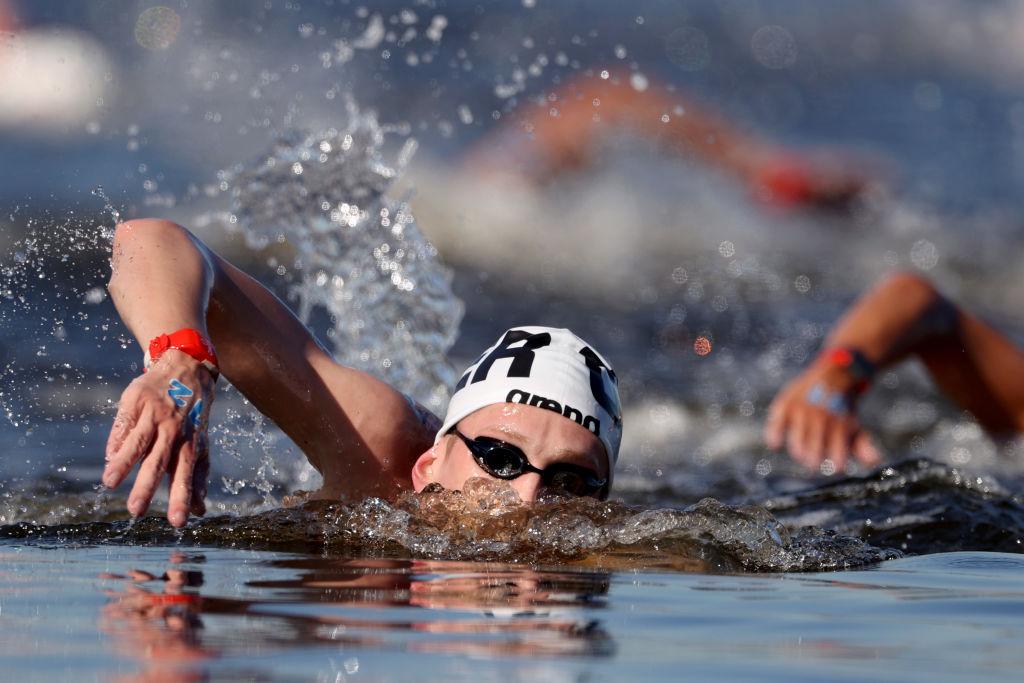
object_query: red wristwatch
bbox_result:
[145,328,219,378]
[820,347,875,393]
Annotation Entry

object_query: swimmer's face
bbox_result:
[411,403,609,503]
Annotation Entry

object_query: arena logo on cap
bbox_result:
[505,388,601,435]
[454,329,621,424]
[436,326,624,467]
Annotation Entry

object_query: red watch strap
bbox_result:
[145,328,219,377]
[820,347,875,393]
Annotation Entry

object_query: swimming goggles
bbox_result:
[451,429,607,498]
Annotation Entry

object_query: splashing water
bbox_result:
[223,99,463,412]
[764,458,1024,555]
[90,186,121,228]
[0,210,122,434]
[0,477,898,573]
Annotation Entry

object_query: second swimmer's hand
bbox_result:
[103,349,215,527]
[764,363,881,473]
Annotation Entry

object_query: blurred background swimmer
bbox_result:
[462,68,878,210]
[404,66,890,301]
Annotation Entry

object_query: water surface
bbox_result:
[2,545,1020,682]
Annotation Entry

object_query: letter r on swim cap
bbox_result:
[468,329,552,385]
[580,346,622,424]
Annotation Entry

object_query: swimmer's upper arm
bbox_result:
[204,244,433,496]
[916,307,1024,436]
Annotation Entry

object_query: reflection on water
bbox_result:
[2,545,1023,682]
[99,552,613,682]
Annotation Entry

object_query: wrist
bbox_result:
[814,347,875,395]
[150,347,217,381]
[145,328,219,379]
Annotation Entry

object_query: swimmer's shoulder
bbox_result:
[401,393,443,436]
[305,360,437,494]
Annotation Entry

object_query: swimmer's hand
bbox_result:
[764,361,882,473]
[102,349,215,527]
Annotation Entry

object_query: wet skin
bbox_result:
[103,217,611,525]
[411,402,609,503]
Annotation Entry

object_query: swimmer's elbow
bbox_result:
[881,271,940,301]
[109,218,211,292]
[111,217,190,251]
[882,271,959,337]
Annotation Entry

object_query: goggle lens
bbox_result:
[454,431,606,497]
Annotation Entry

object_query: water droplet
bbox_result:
[751,25,798,69]
[135,6,182,50]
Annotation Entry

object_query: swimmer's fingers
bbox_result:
[103,404,156,488]
[785,408,810,467]
[190,437,209,517]
[851,429,882,469]
[185,399,212,518]
[826,417,856,471]
[105,380,152,466]
[105,404,134,464]
[126,422,177,518]
[167,438,198,528]
[803,411,828,467]
[763,398,790,451]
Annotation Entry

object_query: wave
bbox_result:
[1,475,898,573]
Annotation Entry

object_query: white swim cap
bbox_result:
[436,327,623,468]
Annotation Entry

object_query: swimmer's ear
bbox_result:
[411,444,442,492]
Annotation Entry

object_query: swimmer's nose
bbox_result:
[512,473,545,503]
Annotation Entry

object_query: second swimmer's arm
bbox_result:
[766,272,1024,470]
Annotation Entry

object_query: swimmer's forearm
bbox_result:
[107,219,336,472]
[106,217,428,491]
[822,272,956,369]
[537,70,763,177]
[824,272,1024,432]
[108,219,214,351]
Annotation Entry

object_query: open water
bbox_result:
[1,1,1024,681]
[3,546,1023,683]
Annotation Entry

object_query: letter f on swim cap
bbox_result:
[437,326,623,468]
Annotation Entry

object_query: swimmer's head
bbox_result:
[412,327,622,501]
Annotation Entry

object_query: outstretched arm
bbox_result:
[104,219,432,525]
[466,69,873,208]
[765,272,1024,471]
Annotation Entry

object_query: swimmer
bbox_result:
[765,272,1024,472]
[465,68,876,210]
[102,218,622,527]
